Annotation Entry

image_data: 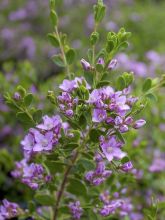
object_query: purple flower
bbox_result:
[100,136,126,161]
[69,201,83,220]
[37,115,62,131]
[85,171,94,182]
[100,200,122,216]
[99,189,134,218]
[92,109,107,122]
[85,153,112,186]
[11,160,48,190]
[133,119,146,129]
[74,77,91,90]
[120,161,133,172]
[92,177,105,186]
[33,131,54,152]
[80,58,91,71]
[59,79,76,92]
[109,92,130,116]
[21,115,62,158]
[21,132,35,159]
[0,199,20,219]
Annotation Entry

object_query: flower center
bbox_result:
[106,147,113,153]
[42,139,48,146]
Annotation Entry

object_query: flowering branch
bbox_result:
[53,150,79,220]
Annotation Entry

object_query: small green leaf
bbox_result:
[16,112,32,124]
[122,72,134,87]
[94,2,106,23]
[67,178,87,197]
[16,85,26,97]
[45,161,65,173]
[64,143,79,151]
[84,71,93,86]
[121,156,130,164]
[89,129,104,142]
[66,48,76,65]
[24,93,33,107]
[116,76,126,90]
[47,33,59,47]
[90,32,99,45]
[96,80,110,88]
[146,93,157,102]
[52,55,65,67]
[87,49,93,63]
[101,72,109,81]
[106,40,114,53]
[50,10,58,26]
[78,114,87,129]
[77,159,95,171]
[49,0,55,10]
[69,130,81,142]
[33,109,43,123]
[35,193,55,206]
[119,41,129,50]
[115,129,125,144]
[28,201,36,213]
[96,63,104,72]
[142,78,152,92]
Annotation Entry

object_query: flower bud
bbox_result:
[13,92,21,101]
[95,161,105,175]
[108,59,118,70]
[97,57,105,66]
[65,109,74,117]
[120,161,133,172]
[124,116,133,125]
[92,177,105,186]
[94,153,103,162]
[80,58,91,71]
[114,116,123,125]
[119,125,129,133]
[133,119,146,129]
[85,171,94,182]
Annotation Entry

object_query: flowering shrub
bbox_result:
[1,0,165,220]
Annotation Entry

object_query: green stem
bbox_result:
[12,101,36,125]
[52,150,79,220]
[52,126,92,220]
[55,26,71,79]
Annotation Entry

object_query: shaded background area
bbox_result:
[0,0,165,219]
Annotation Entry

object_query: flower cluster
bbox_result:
[0,199,21,219]
[89,85,146,132]
[21,115,62,159]
[85,153,112,186]
[58,77,90,117]
[11,159,50,190]
[68,201,83,220]
[99,190,133,218]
